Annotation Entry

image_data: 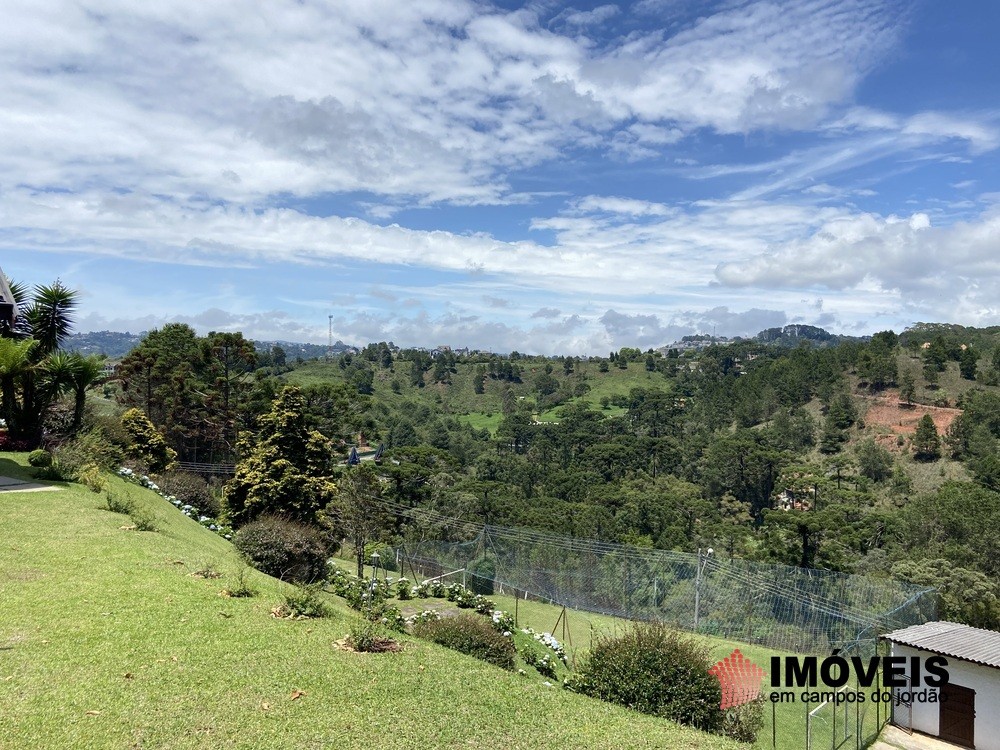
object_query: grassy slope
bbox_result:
[0,457,739,750]
[284,358,671,435]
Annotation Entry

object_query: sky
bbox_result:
[2,0,1000,354]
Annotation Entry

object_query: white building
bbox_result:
[884,621,1000,749]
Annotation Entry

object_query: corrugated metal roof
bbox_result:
[883,621,1000,669]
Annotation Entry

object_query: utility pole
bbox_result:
[327,315,333,360]
[693,546,713,631]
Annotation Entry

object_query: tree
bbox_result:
[329,462,392,578]
[912,414,940,461]
[224,386,336,526]
[959,347,978,380]
[66,354,105,433]
[0,280,79,445]
[117,325,257,461]
[855,438,894,483]
[121,407,177,472]
[899,370,916,405]
[891,559,1000,630]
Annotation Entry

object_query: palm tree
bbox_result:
[0,338,36,429]
[67,353,105,432]
[0,277,79,445]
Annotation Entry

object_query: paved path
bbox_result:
[871,725,965,750]
[0,475,60,493]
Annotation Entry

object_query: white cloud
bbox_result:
[715,208,1000,323]
[0,0,922,214]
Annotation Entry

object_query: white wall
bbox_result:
[891,643,1000,750]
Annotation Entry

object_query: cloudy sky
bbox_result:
[3,0,999,353]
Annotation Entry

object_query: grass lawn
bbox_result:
[0,454,741,750]
[356,562,887,750]
[455,411,504,434]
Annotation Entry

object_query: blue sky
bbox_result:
[2,0,999,353]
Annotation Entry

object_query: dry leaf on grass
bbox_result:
[290,690,306,701]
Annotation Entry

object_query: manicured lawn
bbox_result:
[0,455,740,749]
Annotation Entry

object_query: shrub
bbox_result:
[121,408,177,473]
[32,463,72,481]
[278,583,330,618]
[76,463,106,493]
[395,579,413,600]
[105,487,158,532]
[364,542,399,572]
[721,697,765,743]
[130,507,159,532]
[569,622,722,731]
[233,515,330,583]
[348,620,400,653]
[467,556,496,595]
[520,640,558,678]
[155,470,219,517]
[222,566,259,598]
[53,422,127,476]
[27,449,52,468]
[413,613,516,670]
[105,487,136,516]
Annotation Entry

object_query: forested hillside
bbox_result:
[96,323,1000,631]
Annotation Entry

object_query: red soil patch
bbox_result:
[861,390,961,451]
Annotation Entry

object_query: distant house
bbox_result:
[883,621,1000,749]
[0,265,17,331]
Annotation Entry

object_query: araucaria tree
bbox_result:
[116,324,256,462]
[224,386,336,527]
[0,279,81,446]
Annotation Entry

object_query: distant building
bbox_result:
[0,265,17,332]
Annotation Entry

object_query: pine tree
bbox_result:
[899,370,916,405]
[912,414,940,461]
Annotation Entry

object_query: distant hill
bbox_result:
[754,324,852,347]
[65,330,353,360]
[64,330,145,358]
[254,339,354,360]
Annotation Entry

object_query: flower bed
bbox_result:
[117,466,233,539]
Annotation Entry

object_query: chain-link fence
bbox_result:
[398,523,935,658]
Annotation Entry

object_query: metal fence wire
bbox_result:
[398,523,935,657]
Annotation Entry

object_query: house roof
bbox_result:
[0,266,16,312]
[883,621,1000,669]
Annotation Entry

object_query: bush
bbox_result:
[520,640,558,678]
[32,463,72,481]
[105,487,136,516]
[222,566,258,598]
[278,583,330,618]
[569,622,722,731]
[395,579,413,600]
[105,487,158,531]
[233,515,330,583]
[412,613,516,670]
[364,542,398,572]
[348,620,400,653]
[467,556,496,595]
[58,421,126,472]
[155,470,219,517]
[721,697,765,743]
[76,463,106,493]
[27,449,52,468]
[121,408,177,473]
